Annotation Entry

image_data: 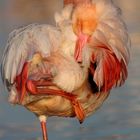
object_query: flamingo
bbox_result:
[1,0,130,140]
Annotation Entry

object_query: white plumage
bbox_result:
[1,0,130,118]
[2,24,61,84]
[1,0,130,140]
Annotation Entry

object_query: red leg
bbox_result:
[39,116,48,140]
[72,100,85,123]
[27,80,85,123]
[37,88,85,123]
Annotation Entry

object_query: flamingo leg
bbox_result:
[39,116,48,140]
[27,80,85,123]
[37,87,85,123]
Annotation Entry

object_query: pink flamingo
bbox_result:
[1,0,130,140]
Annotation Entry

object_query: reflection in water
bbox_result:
[0,0,140,140]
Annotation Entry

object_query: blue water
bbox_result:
[0,0,140,140]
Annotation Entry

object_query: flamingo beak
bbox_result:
[74,33,89,62]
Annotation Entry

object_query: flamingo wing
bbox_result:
[89,0,130,92]
[1,24,61,92]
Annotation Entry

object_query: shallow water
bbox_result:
[0,0,140,140]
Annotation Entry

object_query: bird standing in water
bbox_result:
[1,0,130,140]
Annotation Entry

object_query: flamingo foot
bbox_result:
[26,80,86,123]
[72,100,85,124]
[39,116,48,140]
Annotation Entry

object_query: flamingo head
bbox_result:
[72,3,97,62]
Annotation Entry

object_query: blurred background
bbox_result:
[0,0,140,140]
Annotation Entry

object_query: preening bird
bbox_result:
[1,0,130,140]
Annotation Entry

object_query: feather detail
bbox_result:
[90,0,130,64]
[85,0,130,92]
[54,4,73,27]
[91,46,128,92]
[1,24,61,88]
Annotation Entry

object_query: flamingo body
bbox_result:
[1,0,130,140]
